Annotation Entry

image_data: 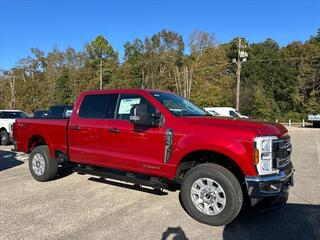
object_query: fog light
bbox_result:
[260,182,282,193]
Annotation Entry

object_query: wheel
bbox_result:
[29,146,58,182]
[0,130,10,145]
[180,163,243,226]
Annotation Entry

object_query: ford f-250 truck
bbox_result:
[13,89,294,226]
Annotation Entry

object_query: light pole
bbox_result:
[232,38,248,111]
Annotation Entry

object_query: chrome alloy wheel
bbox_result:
[32,153,45,176]
[190,178,226,215]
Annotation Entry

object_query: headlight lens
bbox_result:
[261,139,271,152]
[254,136,278,175]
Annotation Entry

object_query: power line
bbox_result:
[245,56,320,63]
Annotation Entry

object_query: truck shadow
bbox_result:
[88,177,168,196]
[0,150,24,171]
[223,203,320,240]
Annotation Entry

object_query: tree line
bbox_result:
[0,29,319,121]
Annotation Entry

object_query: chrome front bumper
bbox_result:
[245,167,294,199]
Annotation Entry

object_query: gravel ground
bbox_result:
[0,127,319,240]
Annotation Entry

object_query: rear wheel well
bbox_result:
[28,136,47,153]
[176,150,245,185]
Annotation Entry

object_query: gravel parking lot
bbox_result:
[0,127,319,240]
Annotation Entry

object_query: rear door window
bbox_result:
[79,94,118,119]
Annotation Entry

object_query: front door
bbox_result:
[105,94,167,176]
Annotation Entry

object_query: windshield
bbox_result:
[150,92,210,117]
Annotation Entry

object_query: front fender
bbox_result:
[168,133,257,179]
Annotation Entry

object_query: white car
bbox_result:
[307,113,320,127]
[204,107,249,118]
[0,110,28,145]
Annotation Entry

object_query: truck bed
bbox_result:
[15,118,69,158]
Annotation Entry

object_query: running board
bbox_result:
[73,166,170,190]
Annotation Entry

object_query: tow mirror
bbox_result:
[129,104,161,127]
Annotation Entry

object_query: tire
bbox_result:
[180,163,243,226]
[0,130,10,145]
[29,146,58,182]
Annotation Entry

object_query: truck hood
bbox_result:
[182,116,288,137]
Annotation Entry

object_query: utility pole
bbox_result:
[232,38,248,111]
[99,58,103,90]
[236,38,241,111]
[9,75,16,110]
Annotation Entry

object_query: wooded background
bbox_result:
[0,29,319,121]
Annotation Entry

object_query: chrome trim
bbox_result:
[245,168,294,183]
[164,128,173,163]
[273,136,292,169]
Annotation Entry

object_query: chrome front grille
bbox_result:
[272,135,292,169]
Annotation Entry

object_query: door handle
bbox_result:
[108,128,120,133]
[70,125,81,131]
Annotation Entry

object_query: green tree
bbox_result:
[86,35,118,89]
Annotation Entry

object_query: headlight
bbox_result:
[261,139,271,152]
[254,136,278,175]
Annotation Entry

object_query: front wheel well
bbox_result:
[176,150,245,185]
[28,135,47,153]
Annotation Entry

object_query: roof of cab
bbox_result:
[80,88,172,95]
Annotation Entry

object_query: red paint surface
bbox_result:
[15,89,288,179]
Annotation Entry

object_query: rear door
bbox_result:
[68,93,118,165]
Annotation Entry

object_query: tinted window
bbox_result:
[0,111,28,119]
[48,106,67,118]
[79,94,118,119]
[33,111,48,118]
[116,94,156,120]
[229,111,239,117]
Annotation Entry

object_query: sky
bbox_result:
[0,0,319,70]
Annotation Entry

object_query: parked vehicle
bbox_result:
[307,113,320,127]
[0,110,28,145]
[204,107,249,118]
[47,105,73,119]
[13,89,294,226]
[33,110,48,118]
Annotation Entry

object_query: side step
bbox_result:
[73,166,171,190]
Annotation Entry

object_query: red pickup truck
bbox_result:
[13,89,294,226]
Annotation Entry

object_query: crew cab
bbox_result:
[13,89,294,226]
[0,110,28,145]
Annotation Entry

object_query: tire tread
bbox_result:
[180,163,243,226]
[29,145,58,181]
